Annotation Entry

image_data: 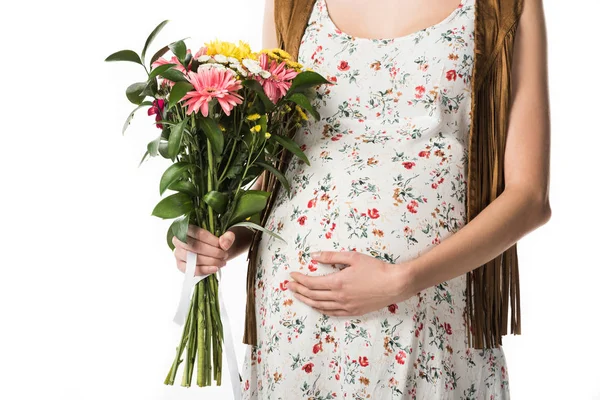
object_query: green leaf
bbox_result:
[147,135,161,157]
[169,40,187,62]
[287,92,320,121]
[160,68,187,83]
[241,79,275,111]
[271,134,310,166]
[105,49,142,65]
[151,192,193,219]
[168,81,194,108]
[150,44,170,67]
[258,114,268,139]
[159,162,192,195]
[167,118,187,158]
[167,213,190,250]
[160,125,170,140]
[255,161,290,192]
[142,20,169,65]
[223,148,246,180]
[140,78,158,97]
[172,213,190,244]
[138,150,149,167]
[122,101,153,135]
[203,191,228,215]
[228,221,287,244]
[158,141,169,158]
[248,212,261,225]
[197,115,224,157]
[286,70,331,96]
[229,190,271,225]
[126,82,148,105]
[148,63,176,80]
[168,180,197,197]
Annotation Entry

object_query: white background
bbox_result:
[0,1,598,399]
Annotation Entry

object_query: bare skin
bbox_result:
[287,0,553,316]
[172,1,280,275]
[323,0,465,40]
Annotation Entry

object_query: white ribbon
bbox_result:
[173,250,242,400]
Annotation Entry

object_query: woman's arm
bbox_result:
[396,0,552,294]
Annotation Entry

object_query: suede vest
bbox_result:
[244,0,524,349]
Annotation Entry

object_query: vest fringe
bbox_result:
[465,18,522,349]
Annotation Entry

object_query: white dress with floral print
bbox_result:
[241,0,510,398]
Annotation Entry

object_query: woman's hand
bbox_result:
[172,225,236,276]
[286,250,417,317]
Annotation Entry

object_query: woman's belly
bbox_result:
[262,116,469,269]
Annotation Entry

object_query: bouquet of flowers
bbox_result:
[105,20,329,389]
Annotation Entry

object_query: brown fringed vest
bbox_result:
[243,0,524,349]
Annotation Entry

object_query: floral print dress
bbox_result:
[241,0,511,398]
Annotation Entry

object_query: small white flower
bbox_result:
[242,58,263,74]
[197,62,226,72]
[197,55,211,63]
[227,56,239,64]
[214,54,228,63]
[258,70,271,79]
[226,67,239,76]
[234,64,250,77]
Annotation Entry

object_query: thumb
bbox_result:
[220,230,236,251]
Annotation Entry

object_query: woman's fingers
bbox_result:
[172,233,228,260]
[172,225,237,276]
[187,224,220,247]
[219,230,236,251]
[174,246,227,268]
[187,236,228,259]
[175,259,220,276]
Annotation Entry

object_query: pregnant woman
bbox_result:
[172,0,551,398]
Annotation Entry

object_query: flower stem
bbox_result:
[181,284,199,387]
[204,279,213,386]
[164,289,193,385]
[206,140,215,234]
[196,280,206,386]
[209,275,223,384]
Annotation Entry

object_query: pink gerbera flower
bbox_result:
[194,46,208,59]
[151,50,193,87]
[180,67,243,117]
[257,53,298,103]
[151,49,193,72]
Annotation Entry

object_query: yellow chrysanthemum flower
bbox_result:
[295,105,309,121]
[271,48,292,60]
[265,132,271,139]
[251,125,262,133]
[258,48,294,63]
[246,113,261,121]
[284,59,304,71]
[204,39,253,61]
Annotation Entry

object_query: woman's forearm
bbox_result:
[398,187,552,295]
